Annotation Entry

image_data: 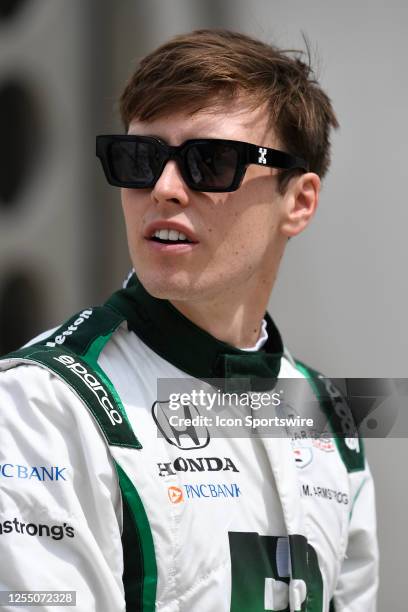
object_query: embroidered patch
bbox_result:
[291,439,313,468]
[312,437,335,452]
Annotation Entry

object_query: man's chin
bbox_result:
[134,269,198,301]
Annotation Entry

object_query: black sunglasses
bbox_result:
[96,135,309,193]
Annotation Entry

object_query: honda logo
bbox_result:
[152,400,210,450]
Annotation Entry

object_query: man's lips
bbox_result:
[144,220,199,243]
[146,240,198,253]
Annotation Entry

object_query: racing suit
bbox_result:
[0,272,378,611]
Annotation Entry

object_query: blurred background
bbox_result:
[0,0,406,607]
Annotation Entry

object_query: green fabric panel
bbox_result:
[83,331,114,364]
[289,535,324,612]
[115,462,157,612]
[215,352,280,392]
[4,345,141,449]
[121,492,144,611]
[295,360,365,473]
[228,532,289,612]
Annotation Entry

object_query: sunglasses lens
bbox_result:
[185,142,238,190]
[109,140,163,186]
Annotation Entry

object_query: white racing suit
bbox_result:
[0,273,378,611]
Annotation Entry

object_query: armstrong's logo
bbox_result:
[157,456,239,477]
[152,400,210,450]
[53,355,122,426]
[46,309,93,348]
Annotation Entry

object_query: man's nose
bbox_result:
[150,159,190,207]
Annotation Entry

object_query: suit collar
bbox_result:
[107,272,283,391]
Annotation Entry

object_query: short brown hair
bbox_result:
[119,29,339,191]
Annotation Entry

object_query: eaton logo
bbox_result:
[46,309,93,348]
[0,464,67,481]
[183,482,241,500]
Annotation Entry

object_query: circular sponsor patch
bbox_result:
[291,439,313,468]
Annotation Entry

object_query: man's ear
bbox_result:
[279,173,320,238]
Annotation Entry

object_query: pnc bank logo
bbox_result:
[152,400,210,450]
[168,486,184,504]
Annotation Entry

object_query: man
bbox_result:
[0,30,378,611]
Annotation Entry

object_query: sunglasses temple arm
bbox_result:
[247,144,309,171]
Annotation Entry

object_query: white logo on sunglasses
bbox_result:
[258,147,267,164]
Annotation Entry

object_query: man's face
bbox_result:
[122,99,293,303]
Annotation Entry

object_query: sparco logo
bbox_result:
[53,355,122,426]
[46,309,93,348]
[157,456,239,477]
[152,400,210,450]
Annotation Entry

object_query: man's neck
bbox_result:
[170,274,275,349]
